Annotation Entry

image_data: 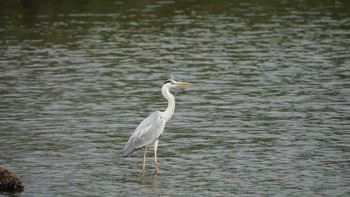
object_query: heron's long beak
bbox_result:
[174,82,191,87]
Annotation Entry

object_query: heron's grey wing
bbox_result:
[123,111,165,157]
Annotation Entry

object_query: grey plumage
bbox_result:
[122,78,191,175]
[123,111,166,157]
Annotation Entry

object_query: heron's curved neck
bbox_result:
[161,86,175,122]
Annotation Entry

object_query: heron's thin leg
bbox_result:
[142,146,147,175]
[154,139,159,175]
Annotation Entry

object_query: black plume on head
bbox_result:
[163,79,173,85]
[163,75,175,85]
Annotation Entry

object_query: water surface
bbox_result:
[0,0,349,196]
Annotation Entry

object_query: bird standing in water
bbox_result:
[123,78,191,175]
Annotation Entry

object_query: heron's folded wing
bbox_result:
[123,111,165,157]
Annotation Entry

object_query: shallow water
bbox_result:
[1,0,349,196]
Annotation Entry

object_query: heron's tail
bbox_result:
[123,142,136,157]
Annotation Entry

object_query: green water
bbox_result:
[1,0,349,196]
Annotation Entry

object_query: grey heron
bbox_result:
[123,78,191,175]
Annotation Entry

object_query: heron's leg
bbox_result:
[142,146,147,175]
[154,139,159,175]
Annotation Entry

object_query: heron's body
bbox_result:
[123,111,165,157]
[123,78,191,175]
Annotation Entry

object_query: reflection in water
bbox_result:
[0,0,349,196]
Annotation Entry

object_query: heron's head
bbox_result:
[163,78,191,88]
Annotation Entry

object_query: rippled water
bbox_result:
[1,0,349,196]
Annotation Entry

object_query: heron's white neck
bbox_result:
[161,86,175,122]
